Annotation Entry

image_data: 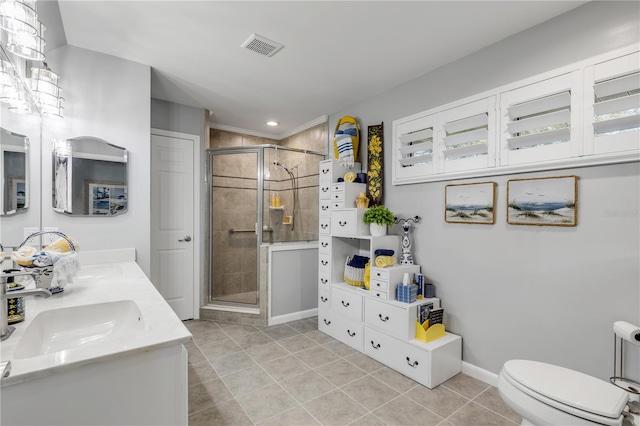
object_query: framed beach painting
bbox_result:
[507,175,577,226]
[445,182,496,224]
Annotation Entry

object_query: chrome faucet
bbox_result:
[1,270,52,341]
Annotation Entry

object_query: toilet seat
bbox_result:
[502,360,628,425]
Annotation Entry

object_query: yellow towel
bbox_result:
[375,256,395,268]
[44,236,79,253]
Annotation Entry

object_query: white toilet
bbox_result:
[498,359,631,425]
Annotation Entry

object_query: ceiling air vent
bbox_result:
[241,33,284,57]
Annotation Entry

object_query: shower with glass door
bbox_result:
[207,145,325,312]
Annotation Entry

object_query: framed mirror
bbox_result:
[0,47,42,247]
[52,136,128,216]
[0,127,29,215]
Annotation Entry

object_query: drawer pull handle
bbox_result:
[334,195,339,199]
[376,273,381,277]
[378,314,389,322]
[341,301,350,307]
[338,221,347,226]
[321,242,328,247]
[371,341,380,349]
[320,296,327,302]
[324,319,331,325]
[321,224,328,229]
[376,283,381,287]
[406,357,419,368]
[347,330,356,337]
[320,278,328,284]
[322,187,329,193]
[321,206,329,211]
[321,260,328,266]
[322,169,329,174]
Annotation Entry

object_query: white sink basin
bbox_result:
[13,300,145,359]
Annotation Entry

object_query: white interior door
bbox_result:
[151,132,198,320]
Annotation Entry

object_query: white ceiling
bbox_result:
[53,1,586,138]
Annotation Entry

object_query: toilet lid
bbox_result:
[503,360,628,419]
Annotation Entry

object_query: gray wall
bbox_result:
[330,1,640,380]
[42,45,151,275]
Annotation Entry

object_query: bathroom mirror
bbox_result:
[0,127,29,215]
[52,136,128,216]
[0,46,42,246]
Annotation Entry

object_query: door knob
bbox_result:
[179,236,192,242]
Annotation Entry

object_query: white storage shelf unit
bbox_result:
[317,159,462,389]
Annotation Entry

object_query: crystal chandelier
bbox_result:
[0,0,37,36]
[7,19,44,60]
[30,64,63,118]
[0,0,64,117]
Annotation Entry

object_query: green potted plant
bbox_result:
[363,205,395,236]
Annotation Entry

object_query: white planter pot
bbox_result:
[369,223,387,236]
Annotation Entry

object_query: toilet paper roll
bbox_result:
[613,321,640,346]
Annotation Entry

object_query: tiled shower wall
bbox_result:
[209,124,327,301]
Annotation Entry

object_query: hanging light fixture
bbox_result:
[0,58,30,113]
[29,63,63,118]
[7,19,44,60]
[0,0,38,36]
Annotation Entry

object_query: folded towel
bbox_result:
[348,255,369,269]
[374,249,395,257]
[375,256,396,268]
[335,133,354,168]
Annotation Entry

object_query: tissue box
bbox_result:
[396,284,418,303]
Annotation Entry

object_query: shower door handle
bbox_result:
[179,236,192,242]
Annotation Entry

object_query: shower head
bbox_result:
[273,160,291,173]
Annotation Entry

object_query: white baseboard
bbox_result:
[462,361,499,387]
[269,308,318,326]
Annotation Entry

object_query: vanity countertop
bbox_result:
[0,249,192,387]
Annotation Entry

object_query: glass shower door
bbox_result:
[209,149,261,306]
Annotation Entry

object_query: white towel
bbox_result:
[336,134,354,168]
[51,252,80,288]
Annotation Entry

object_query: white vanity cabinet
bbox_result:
[317,161,462,389]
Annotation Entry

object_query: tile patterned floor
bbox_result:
[184,318,521,426]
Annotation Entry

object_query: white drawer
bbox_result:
[364,298,409,338]
[370,279,388,292]
[318,270,330,287]
[330,209,369,237]
[332,201,344,209]
[364,326,462,389]
[369,289,389,300]
[318,311,334,335]
[319,162,332,182]
[319,217,331,234]
[370,265,421,300]
[319,200,331,216]
[330,315,363,352]
[319,183,331,199]
[319,235,331,254]
[319,253,331,273]
[330,183,366,209]
[364,326,431,387]
[319,159,361,184]
[319,288,330,308]
[331,286,363,322]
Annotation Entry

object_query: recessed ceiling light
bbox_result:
[266,121,279,126]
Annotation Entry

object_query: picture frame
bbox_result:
[87,182,128,216]
[506,175,577,226]
[445,181,496,224]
